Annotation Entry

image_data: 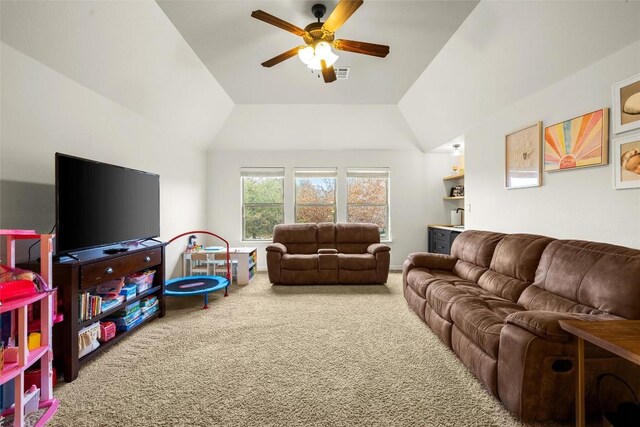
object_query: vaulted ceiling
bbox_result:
[157,1,479,104]
[2,1,638,153]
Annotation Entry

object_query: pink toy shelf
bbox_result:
[0,230,59,426]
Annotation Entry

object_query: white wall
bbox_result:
[212,105,421,151]
[207,150,428,270]
[424,152,464,226]
[0,43,206,276]
[464,42,640,248]
[0,0,234,276]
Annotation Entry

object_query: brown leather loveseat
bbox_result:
[267,223,390,285]
[403,230,640,421]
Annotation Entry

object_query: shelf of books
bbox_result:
[52,241,165,382]
[76,275,161,360]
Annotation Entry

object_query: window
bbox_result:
[295,168,337,223]
[347,169,390,238]
[241,168,284,240]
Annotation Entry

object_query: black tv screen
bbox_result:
[55,153,160,254]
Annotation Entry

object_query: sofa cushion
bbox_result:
[450,231,505,282]
[335,223,380,254]
[451,230,505,268]
[338,253,377,270]
[406,268,460,298]
[281,254,318,270]
[450,296,524,359]
[533,240,640,319]
[273,224,318,254]
[517,285,604,315]
[478,234,555,302]
[317,222,335,250]
[407,252,457,271]
[426,281,505,322]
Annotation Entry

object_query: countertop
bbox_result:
[427,224,466,232]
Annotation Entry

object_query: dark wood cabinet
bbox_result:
[53,241,165,382]
[428,227,461,255]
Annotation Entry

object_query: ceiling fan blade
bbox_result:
[251,10,306,37]
[321,60,337,83]
[333,39,389,58]
[322,0,363,33]
[261,46,303,67]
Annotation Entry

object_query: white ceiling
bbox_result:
[157,0,478,104]
[2,1,638,154]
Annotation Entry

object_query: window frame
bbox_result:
[241,167,285,241]
[346,168,390,239]
[294,168,338,224]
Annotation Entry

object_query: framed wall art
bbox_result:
[612,72,640,134]
[505,122,542,189]
[544,108,609,172]
[612,132,640,190]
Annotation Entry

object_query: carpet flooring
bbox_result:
[50,273,565,427]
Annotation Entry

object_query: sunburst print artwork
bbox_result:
[544,108,609,171]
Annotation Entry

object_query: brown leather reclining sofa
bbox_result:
[403,230,640,421]
[267,223,390,285]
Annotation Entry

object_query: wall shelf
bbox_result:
[443,196,464,200]
[443,173,465,181]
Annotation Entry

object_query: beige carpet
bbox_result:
[50,273,565,427]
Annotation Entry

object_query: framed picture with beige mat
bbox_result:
[613,132,640,190]
[613,72,640,134]
[505,122,542,189]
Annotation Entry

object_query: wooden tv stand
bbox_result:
[53,241,166,382]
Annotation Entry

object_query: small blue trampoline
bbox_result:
[165,230,231,309]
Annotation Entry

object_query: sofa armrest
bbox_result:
[367,243,390,254]
[266,243,287,254]
[407,252,456,271]
[505,310,623,343]
[318,248,338,254]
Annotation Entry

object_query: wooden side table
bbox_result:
[559,320,640,427]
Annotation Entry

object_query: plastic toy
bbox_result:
[164,231,230,309]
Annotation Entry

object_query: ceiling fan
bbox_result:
[251,0,390,83]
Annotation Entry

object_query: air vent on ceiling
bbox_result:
[335,67,350,80]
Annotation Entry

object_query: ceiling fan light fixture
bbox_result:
[298,46,315,65]
[303,42,338,70]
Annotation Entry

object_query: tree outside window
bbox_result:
[241,168,284,240]
[295,169,337,223]
[347,169,390,238]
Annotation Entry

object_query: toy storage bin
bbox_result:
[99,321,116,343]
[96,276,125,295]
[125,270,155,294]
[78,322,100,358]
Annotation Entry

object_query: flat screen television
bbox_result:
[55,153,160,254]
